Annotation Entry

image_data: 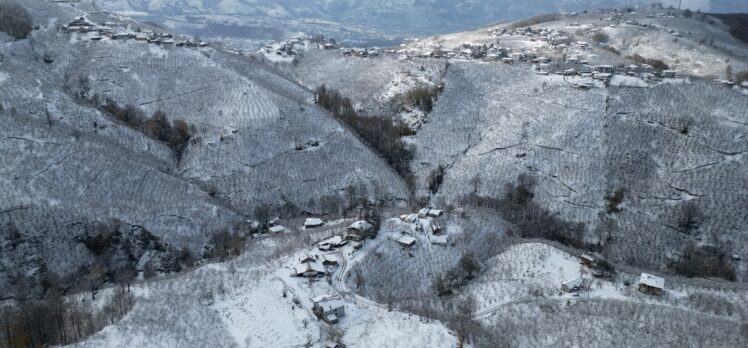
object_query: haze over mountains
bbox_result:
[100,0,748,45]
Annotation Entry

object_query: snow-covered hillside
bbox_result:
[0,0,407,298]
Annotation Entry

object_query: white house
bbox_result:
[346,220,373,241]
[638,273,665,296]
[313,299,346,324]
[304,218,325,229]
[561,277,583,292]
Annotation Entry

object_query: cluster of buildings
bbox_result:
[340,47,380,58]
[396,207,447,247]
[561,253,666,297]
[261,37,338,59]
[60,16,208,47]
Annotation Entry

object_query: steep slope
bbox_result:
[287,10,748,279]
[414,60,748,274]
[0,0,407,297]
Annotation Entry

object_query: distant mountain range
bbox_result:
[101,0,748,37]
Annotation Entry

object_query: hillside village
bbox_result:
[1,0,748,347]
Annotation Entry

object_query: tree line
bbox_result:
[315,85,415,187]
[66,76,195,162]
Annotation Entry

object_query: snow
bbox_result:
[213,278,318,347]
[610,74,649,88]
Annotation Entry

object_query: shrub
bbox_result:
[427,165,445,195]
[101,100,193,160]
[0,0,33,39]
[670,244,736,281]
[677,202,701,234]
[627,53,670,70]
[735,70,748,84]
[601,45,620,54]
[604,188,625,213]
[592,32,609,43]
[509,13,561,29]
[404,86,440,113]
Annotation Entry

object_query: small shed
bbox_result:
[638,273,665,296]
[268,225,286,234]
[580,253,596,267]
[322,254,339,265]
[430,235,448,245]
[561,277,583,292]
[418,208,431,218]
[501,57,514,64]
[662,70,677,78]
[397,236,417,248]
[304,218,325,229]
[313,299,345,324]
[427,209,444,218]
[299,255,316,263]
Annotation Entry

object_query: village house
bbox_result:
[304,218,325,229]
[662,70,677,78]
[312,298,346,324]
[561,277,584,292]
[319,235,348,251]
[397,235,417,248]
[294,262,326,278]
[346,220,374,241]
[638,273,665,296]
[536,63,550,75]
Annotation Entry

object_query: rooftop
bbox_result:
[639,273,665,289]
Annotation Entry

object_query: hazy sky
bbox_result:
[667,0,712,11]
